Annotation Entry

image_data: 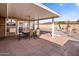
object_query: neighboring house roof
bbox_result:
[0,3,60,21]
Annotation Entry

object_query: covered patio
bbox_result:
[0,3,79,56]
[5,3,60,38]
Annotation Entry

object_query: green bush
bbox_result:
[57,21,65,24]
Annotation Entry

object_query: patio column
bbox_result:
[28,16,31,30]
[33,20,35,30]
[37,19,39,29]
[5,18,7,36]
[5,3,8,36]
[28,16,31,39]
[36,18,40,36]
[52,18,55,38]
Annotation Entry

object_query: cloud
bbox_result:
[76,3,79,6]
[75,3,79,8]
[59,3,65,7]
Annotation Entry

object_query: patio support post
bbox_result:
[37,18,39,29]
[37,17,40,36]
[5,3,8,36]
[5,18,7,37]
[33,20,35,30]
[16,19,18,35]
[52,18,55,38]
[28,16,31,39]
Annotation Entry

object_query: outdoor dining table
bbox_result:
[19,30,30,40]
[19,29,38,40]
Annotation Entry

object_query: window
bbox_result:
[6,19,16,26]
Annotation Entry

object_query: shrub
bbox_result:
[57,21,65,24]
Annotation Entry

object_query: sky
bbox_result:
[40,3,79,23]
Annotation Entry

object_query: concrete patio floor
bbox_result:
[0,36,79,56]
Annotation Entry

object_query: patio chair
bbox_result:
[19,32,30,40]
[32,30,38,39]
[29,29,34,38]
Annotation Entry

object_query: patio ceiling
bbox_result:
[0,3,60,21]
[8,3,60,21]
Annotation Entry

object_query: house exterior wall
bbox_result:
[0,17,5,38]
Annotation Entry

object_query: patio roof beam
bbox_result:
[34,16,58,21]
[8,15,58,21]
[8,16,34,21]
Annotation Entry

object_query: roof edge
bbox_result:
[34,3,61,17]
